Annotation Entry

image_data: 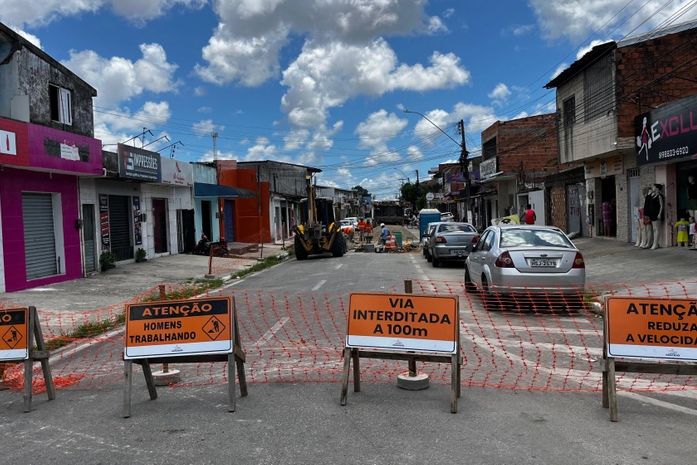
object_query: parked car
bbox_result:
[422,222,437,260]
[440,212,454,222]
[343,217,359,228]
[465,225,585,301]
[339,219,355,238]
[426,222,478,267]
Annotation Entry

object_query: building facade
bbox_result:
[545,22,697,245]
[0,23,103,292]
[479,114,558,226]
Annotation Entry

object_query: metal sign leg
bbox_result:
[228,353,236,412]
[123,361,133,418]
[340,348,351,406]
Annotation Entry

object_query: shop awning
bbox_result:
[193,182,256,199]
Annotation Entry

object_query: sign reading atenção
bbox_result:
[607,297,697,361]
[125,297,233,359]
[0,307,29,361]
[346,293,458,354]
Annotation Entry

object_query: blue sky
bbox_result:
[3,0,696,198]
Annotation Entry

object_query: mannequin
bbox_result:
[634,189,647,247]
[640,187,653,248]
[642,184,664,249]
[688,175,697,250]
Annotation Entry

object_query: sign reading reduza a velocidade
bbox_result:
[636,94,697,166]
[117,143,161,182]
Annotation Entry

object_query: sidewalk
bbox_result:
[575,237,697,298]
[0,244,287,336]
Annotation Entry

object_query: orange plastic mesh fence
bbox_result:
[1,279,696,395]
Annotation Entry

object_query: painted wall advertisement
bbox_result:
[118,144,161,182]
[99,194,110,248]
[133,196,142,246]
[636,94,697,166]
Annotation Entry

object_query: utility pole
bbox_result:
[457,119,471,223]
[211,131,219,161]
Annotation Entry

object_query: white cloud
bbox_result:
[8,25,42,48]
[337,167,352,178]
[244,136,279,161]
[512,24,534,36]
[194,86,206,97]
[442,8,455,18]
[95,101,171,145]
[192,119,224,136]
[488,82,511,104]
[284,129,309,151]
[281,39,469,129]
[551,62,568,80]
[414,102,500,143]
[62,43,178,108]
[356,110,408,166]
[530,0,697,41]
[407,145,423,160]
[199,149,238,162]
[576,39,611,59]
[197,106,212,113]
[198,0,469,142]
[0,0,205,27]
[426,16,448,34]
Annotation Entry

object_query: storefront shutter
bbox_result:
[22,193,58,280]
[108,195,133,261]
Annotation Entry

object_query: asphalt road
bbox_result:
[2,249,696,465]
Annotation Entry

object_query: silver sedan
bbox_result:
[465,225,585,298]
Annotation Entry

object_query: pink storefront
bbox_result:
[0,117,102,292]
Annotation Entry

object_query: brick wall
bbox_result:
[495,114,558,179]
[616,27,697,138]
[548,185,567,231]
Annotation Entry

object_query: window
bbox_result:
[49,84,72,125]
[563,95,575,161]
[563,96,576,127]
[438,223,476,233]
[584,52,613,121]
[500,229,573,249]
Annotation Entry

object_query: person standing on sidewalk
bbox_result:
[523,204,537,225]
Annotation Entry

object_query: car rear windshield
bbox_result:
[439,223,476,233]
[500,229,573,248]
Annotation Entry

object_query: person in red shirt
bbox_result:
[523,204,537,225]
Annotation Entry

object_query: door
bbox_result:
[567,184,582,235]
[224,199,234,242]
[152,198,168,253]
[628,174,640,242]
[82,204,96,273]
[181,209,196,252]
[201,200,212,240]
[109,195,133,261]
[528,190,545,225]
[22,193,58,279]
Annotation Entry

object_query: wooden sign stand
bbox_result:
[601,297,697,422]
[340,280,462,413]
[122,301,248,418]
[0,306,56,412]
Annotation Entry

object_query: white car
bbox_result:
[440,212,454,222]
[343,217,359,228]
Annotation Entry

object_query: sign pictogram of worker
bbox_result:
[124,297,233,359]
[0,308,29,360]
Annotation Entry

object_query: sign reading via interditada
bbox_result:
[346,293,458,354]
[124,297,233,359]
[606,297,697,361]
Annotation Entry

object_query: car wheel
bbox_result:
[464,266,476,293]
[426,251,432,262]
[432,256,439,267]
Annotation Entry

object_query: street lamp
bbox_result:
[403,108,471,223]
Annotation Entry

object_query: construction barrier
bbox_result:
[0,279,694,399]
[602,296,697,421]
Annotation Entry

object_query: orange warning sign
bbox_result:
[346,293,458,354]
[124,297,233,359]
[606,297,697,360]
[0,308,29,361]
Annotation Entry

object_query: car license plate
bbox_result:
[529,258,556,267]
[450,249,466,257]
